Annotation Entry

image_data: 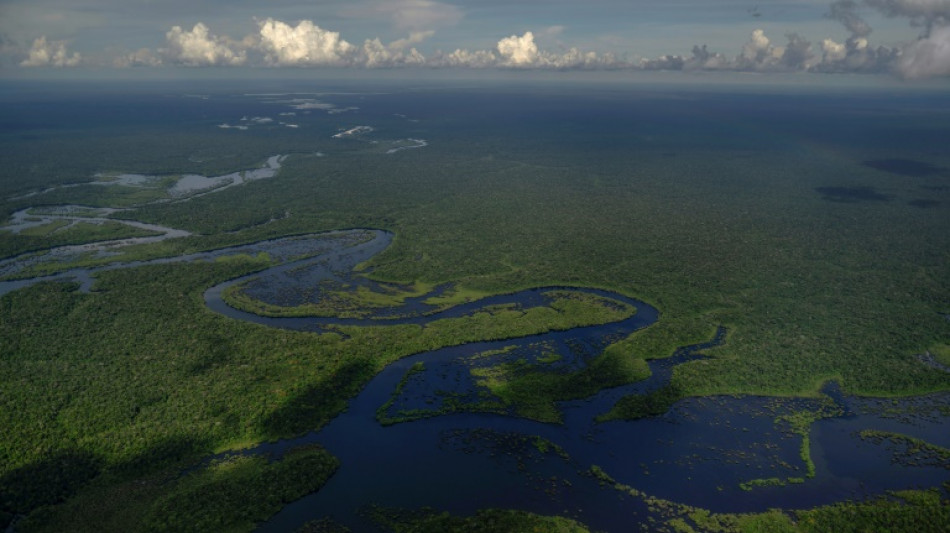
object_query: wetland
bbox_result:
[1,80,948,532]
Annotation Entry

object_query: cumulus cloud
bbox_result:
[640,54,686,71]
[737,29,775,69]
[436,47,498,68]
[639,30,823,73]
[822,38,849,62]
[73,6,949,79]
[860,0,950,77]
[258,18,354,66]
[682,44,729,70]
[496,31,539,66]
[897,23,950,77]
[432,31,624,69]
[361,37,426,67]
[164,23,245,66]
[781,33,817,69]
[20,36,81,67]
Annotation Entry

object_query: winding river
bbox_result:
[193,230,949,532]
[1,219,947,531]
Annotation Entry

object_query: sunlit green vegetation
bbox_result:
[932,343,950,367]
[793,488,950,533]
[470,336,651,423]
[597,384,683,421]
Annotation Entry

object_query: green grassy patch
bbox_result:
[470,341,652,423]
[17,220,71,237]
[596,384,683,422]
[931,343,950,367]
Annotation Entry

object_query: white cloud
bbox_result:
[822,38,848,62]
[740,29,773,64]
[258,18,354,66]
[432,31,625,70]
[360,37,426,67]
[164,23,245,66]
[438,48,497,68]
[497,31,539,66]
[20,36,81,67]
[897,23,950,77]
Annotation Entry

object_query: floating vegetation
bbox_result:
[858,430,950,470]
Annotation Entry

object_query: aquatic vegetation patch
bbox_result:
[441,429,572,471]
[858,430,950,470]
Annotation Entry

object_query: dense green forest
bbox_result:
[1,83,948,531]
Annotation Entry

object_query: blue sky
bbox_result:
[1,1,948,79]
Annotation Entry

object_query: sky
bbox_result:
[1,0,949,79]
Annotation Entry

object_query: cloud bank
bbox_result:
[258,18,353,66]
[898,23,950,77]
[20,36,81,67]
[164,23,246,66]
[15,1,950,79]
